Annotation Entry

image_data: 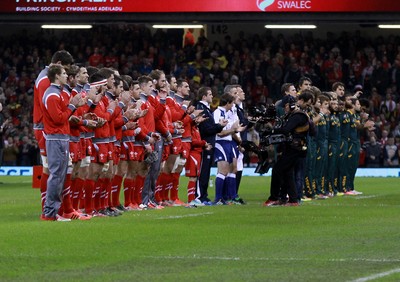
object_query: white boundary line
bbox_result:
[155,212,214,219]
[350,267,400,282]
[144,255,400,263]
[353,195,378,200]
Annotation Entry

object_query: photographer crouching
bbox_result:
[264,91,314,206]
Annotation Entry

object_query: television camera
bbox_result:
[242,104,292,174]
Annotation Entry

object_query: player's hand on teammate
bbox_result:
[107,100,117,111]
[124,108,139,120]
[237,123,247,133]
[173,121,183,129]
[69,115,81,123]
[195,115,209,124]
[85,119,98,129]
[96,117,107,127]
[70,93,86,107]
[219,118,228,127]
[119,91,131,106]
[125,121,139,130]
[144,144,153,153]
[83,113,98,120]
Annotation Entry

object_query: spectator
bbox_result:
[0,102,5,165]
[363,136,382,167]
[284,60,301,84]
[392,122,400,138]
[88,47,104,67]
[380,129,389,147]
[383,137,399,167]
[184,28,195,48]
[2,136,19,166]
[17,135,34,166]
[251,75,269,104]
[5,68,19,88]
[266,58,283,100]
[371,60,389,95]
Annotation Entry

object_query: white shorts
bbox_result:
[40,155,49,169]
[237,151,244,171]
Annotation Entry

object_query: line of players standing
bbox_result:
[267,78,375,206]
[35,50,373,221]
[35,50,251,221]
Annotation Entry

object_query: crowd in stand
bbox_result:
[0,25,400,168]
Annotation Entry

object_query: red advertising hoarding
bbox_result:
[2,0,400,13]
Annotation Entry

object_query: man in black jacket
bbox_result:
[234,85,251,200]
[195,87,228,205]
[264,93,312,206]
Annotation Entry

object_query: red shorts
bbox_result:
[85,138,93,157]
[162,144,171,162]
[108,142,114,161]
[113,144,121,165]
[181,142,191,159]
[185,151,202,177]
[121,142,136,161]
[132,145,146,162]
[69,141,82,163]
[171,138,182,155]
[80,138,86,158]
[120,142,128,161]
[34,130,46,156]
[91,143,109,164]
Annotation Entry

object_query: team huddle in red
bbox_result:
[35,50,212,221]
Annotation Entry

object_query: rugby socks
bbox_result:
[225,173,237,200]
[170,172,180,201]
[84,179,95,214]
[111,175,123,207]
[61,173,74,214]
[236,170,242,194]
[128,178,136,206]
[93,179,103,211]
[164,174,174,202]
[122,177,133,207]
[72,177,84,210]
[134,175,145,205]
[155,173,166,203]
[105,177,112,208]
[187,179,196,203]
[98,178,111,209]
[215,173,225,201]
[79,179,86,210]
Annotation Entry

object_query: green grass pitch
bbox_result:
[1,176,400,281]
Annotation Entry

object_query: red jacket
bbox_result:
[104,92,122,142]
[148,91,169,137]
[71,84,92,138]
[191,124,206,153]
[89,95,114,141]
[42,84,74,136]
[33,66,50,128]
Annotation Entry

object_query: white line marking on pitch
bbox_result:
[155,212,214,219]
[353,195,378,200]
[349,267,400,282]
[144,255,400,263]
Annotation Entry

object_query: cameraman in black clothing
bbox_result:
[264,92,313,206]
